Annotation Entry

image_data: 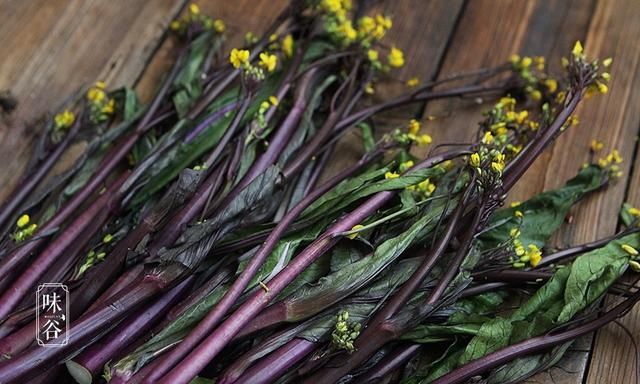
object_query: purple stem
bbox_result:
[0,262,184,382]
[359,344,422,383]
[0,46,185,286]
[236,69,317,190]
[0,116,81,231]
[156,151,458,384]
[231,338,317,384]
[85,264,144,313]
[184,101,239,143]
[66,277,193,384]
[0,172,129,320]
[142,149,382,383]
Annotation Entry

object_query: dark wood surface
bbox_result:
[0,1,639,383]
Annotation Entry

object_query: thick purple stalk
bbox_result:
[433,288,640,384]
[66,277,193,384]
[184,101,239,143]
[156,152,456,384]
[0,47,185,284]
[236,69,317,189]
[0,172,129,320]
[0,117,81,231]
[358,344,421,383]
[502,93,581,191]
[231,338,317,384]
[0,263,184,382]
[85,264,144,313]
[142,150,381,383]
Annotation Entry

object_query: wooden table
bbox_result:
[0,1,638,383]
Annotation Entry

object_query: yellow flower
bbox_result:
[385,172,400,180]
[87,87,106,103]
[408,119,420,135]
[603,57,613,67]
[521,56,532,67]
[609,149,623,164]
[510,228,520,238]
[515,245,525,256]
[16,214,30,228]
[269,96,279,106]
[337,20,357,41]
[367,49,379,62]
[375,14,392,30]
[282,34,294,58]
[629,207,640,217]
[482,131,494,144]
[510,54,520,64]
[387,47,404,68]
[530,90,542,101]
[269,33,279,43]
[514,210,524,218]
[491,161,505,174]
[527,244,542,267]
[358,16,376,35]
[170,20,181,31]
[54,109,75,128]
[622,244,639,256]
[364,83,375,94]
[189,3,200,15]
[260,101,270,110]
[348,224,364,240]
[399,160,414,172]
[516,110,529,124]
[601,72,611,81]
[415,134,432,146]
[103,234,113,243]
[510,201,521,208]
[597,82,608,94]
[470,153,481,168]
[213,19,225,33]
[101,99,115,114]
[322,0,343,14]
[499,96,516,108]
[544,78,558,93]
[630,260,640,272]
[590,139,603,152]
[259,52,277,72]
[229,48,250,69]
[534,56,545,71]
[406,77,419,87]
[572,40,583,57]
[95,81,106,89]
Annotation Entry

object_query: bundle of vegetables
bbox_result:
[0,1,636,384]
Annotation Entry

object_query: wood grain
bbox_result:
[0,0,187,202]
[575,0,640,382]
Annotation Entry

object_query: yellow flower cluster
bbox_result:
[86,81,115,124]
[596,149,623,178]
[357,14,392,42]
[510,220,542,268]
[387,46,404,68]
[12,214,38,243]
[406,77,420,87]
[54,109,75,130]
[229,49,278,77]
[169,3,225,36]
[403,119,431,146]
[331,310,361,352]
[408,178,436,197]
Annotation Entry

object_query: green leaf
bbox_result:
[480,165,607,250]
[458,318,513,364]
[303,166,446,219]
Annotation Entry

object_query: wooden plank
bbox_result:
[0,0,187,202]
[420,1,598,383]
[578,0,640,382]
